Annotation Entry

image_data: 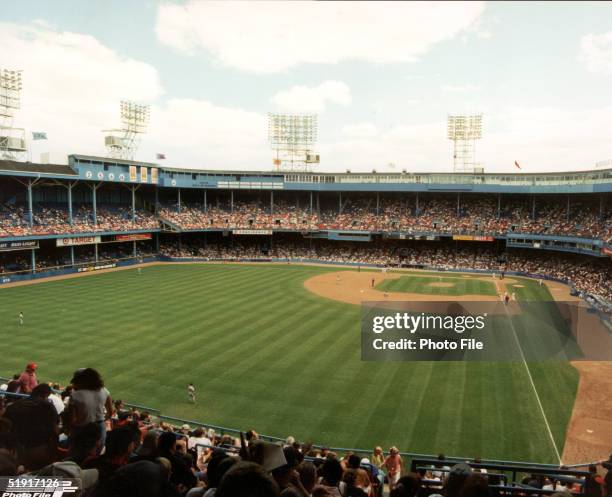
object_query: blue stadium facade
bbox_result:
[0,153,611,281]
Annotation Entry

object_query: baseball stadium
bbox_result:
[1,2,612,497]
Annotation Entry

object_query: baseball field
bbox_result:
[0,263,580,464]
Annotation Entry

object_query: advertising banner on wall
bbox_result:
[151,168,158,184]
[114,233,153,242]
[233,229,273,235]
[129,165,137,182]
[140,166,148,183]
[452,235,494,242]
[0,240,39,251]
[56,236,101,247]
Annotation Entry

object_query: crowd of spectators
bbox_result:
[0,203,158,238]
[158,198,612,242]
[1,197,610,242]
[160,240,612,303]
[1,364,611,496]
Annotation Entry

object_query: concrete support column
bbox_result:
[27,180,33,227]
[92,185,97,225]
[131,185,136,222]
[68,183,73,225]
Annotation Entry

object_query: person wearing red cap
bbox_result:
[18,363,38,394]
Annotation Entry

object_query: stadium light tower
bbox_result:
[103,100,150,160]
[0,69,27,161]
[447,114,483,173]
[268,113,319,172]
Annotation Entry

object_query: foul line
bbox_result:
[496,278,562,464]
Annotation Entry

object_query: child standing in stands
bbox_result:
[188,383,196,403]
[384,446,403,490]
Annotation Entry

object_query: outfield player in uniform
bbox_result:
[188,383,196,403]
[18,311,23,326]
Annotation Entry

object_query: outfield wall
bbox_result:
[2,254,610,318]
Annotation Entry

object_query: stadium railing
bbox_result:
[411,457,591,496]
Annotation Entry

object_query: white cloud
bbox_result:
[271,81,351,113]
[156,1,486,73]
[579,32,612,74]
[321,106,612,173]
[0,21,267,169]
[144,99,269,168]
[479,106,612,171]
[4,21,611,174]
[0,22,163,164]
[341,123,380,139]
[441,84,482,92]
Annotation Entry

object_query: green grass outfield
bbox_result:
[0,264,578,463]
[377,274,498,296]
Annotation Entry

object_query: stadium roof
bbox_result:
[0,159,77,176]
[70,154,160,168]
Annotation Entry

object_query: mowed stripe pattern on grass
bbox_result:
[377,275,498,296]
[0,264,576,463]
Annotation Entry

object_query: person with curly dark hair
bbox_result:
[66,368,114,447]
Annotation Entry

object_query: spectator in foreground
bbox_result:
[383,447,403,491]
[65,368,114,446]
[371,447,384,469]
[158,430,198,491]
[65,422,103,467]
[442,464,473,497]
[6,375,20,394]
[216,461,280,497]
[18,363,38,394]
[186,454,238,497]
[3,383,59,471]
[390,473,421,497]
[83,425,136,480]
[315,457,343,497]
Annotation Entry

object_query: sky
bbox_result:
[3,1,612,173]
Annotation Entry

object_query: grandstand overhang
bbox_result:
[0,154,588,195]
